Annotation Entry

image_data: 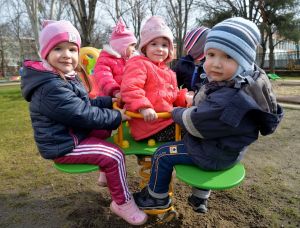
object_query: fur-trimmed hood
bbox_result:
[103,44,122,58]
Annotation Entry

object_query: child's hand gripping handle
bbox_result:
[112,102,181,141]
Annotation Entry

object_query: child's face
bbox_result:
[145,37,169,63]
[204,48,238,81]
[47,42,79,74]
[126,43,136,58]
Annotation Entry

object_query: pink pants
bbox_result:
[54,130,131,205]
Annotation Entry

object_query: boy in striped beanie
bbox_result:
[133,17,283,214]
[173,26,210,91]
[204,17,260,77]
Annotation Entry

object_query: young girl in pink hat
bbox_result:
[94,18,137,98]
[21,20,147,226]
[120,16,193,142]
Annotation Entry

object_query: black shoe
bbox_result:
[133,187,172,210]
[188,195,208,213]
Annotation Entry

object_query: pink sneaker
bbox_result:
[98,171,107,187]
[110,199,148,225]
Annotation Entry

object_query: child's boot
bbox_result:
[110,198,147,225]
[188,194,208,213]
[188,188,210,213]
[98,171,107,187]
[133,186,172,209]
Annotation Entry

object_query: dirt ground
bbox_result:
[1,109,299,228]
[0,82,299,228]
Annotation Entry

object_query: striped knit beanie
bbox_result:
[184,26,210,60]
[204,17,260,72]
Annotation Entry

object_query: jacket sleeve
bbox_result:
[172,97,252,139]
[120,60,153,112]
[90,96,113,109]
[94,55,120,96]
[173,59,185,88]
[39,82,121,130]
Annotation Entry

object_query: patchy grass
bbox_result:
[0,84,299,227]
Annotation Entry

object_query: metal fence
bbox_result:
[256,51,300,69]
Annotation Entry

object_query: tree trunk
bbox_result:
[259,48,266,69]
[24,0,40,58]
[70,0,97,47]
[268,34,275,73]
[0,49,5,78]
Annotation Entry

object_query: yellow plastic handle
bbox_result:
[113,102,171,118]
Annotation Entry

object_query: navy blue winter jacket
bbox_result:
[173,55,206,91]
[172,69,284,170]
[21,60,122,159]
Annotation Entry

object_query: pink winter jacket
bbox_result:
[93,45,126,96]
[120,55,187,140]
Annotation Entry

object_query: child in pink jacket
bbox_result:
[121,16,193,141]
[94,18,137,98]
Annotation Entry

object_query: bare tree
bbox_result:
[165,0,195,58]
[98,0,143,43]
[39,0,67,20]
[147,0,161,16]
[69,0,97,46]
[99,0,124,24]
[19,0,68,58]
[6,0,26,64]
[0,24,8,77]
[125,0,147,40]
[22,0,40,57]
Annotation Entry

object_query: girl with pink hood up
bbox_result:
[94,18,137,98]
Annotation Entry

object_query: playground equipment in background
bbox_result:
[79,47,101,98]
[53,46,246,223]
[79,47,100,75]
[267,73,281,80]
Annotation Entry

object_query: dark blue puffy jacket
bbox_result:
[21,60,122,159]
[172,55,206,91]
[172,72,284,170]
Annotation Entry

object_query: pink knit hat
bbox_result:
[39,20,81,59]
[139,16,174,63]
[184,26,210,60]
[109,18,137,57]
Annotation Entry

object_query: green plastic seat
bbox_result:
[175,163,245,190]
[53,163,99,174]
[107,123,165,156]
[54,123,153,174]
